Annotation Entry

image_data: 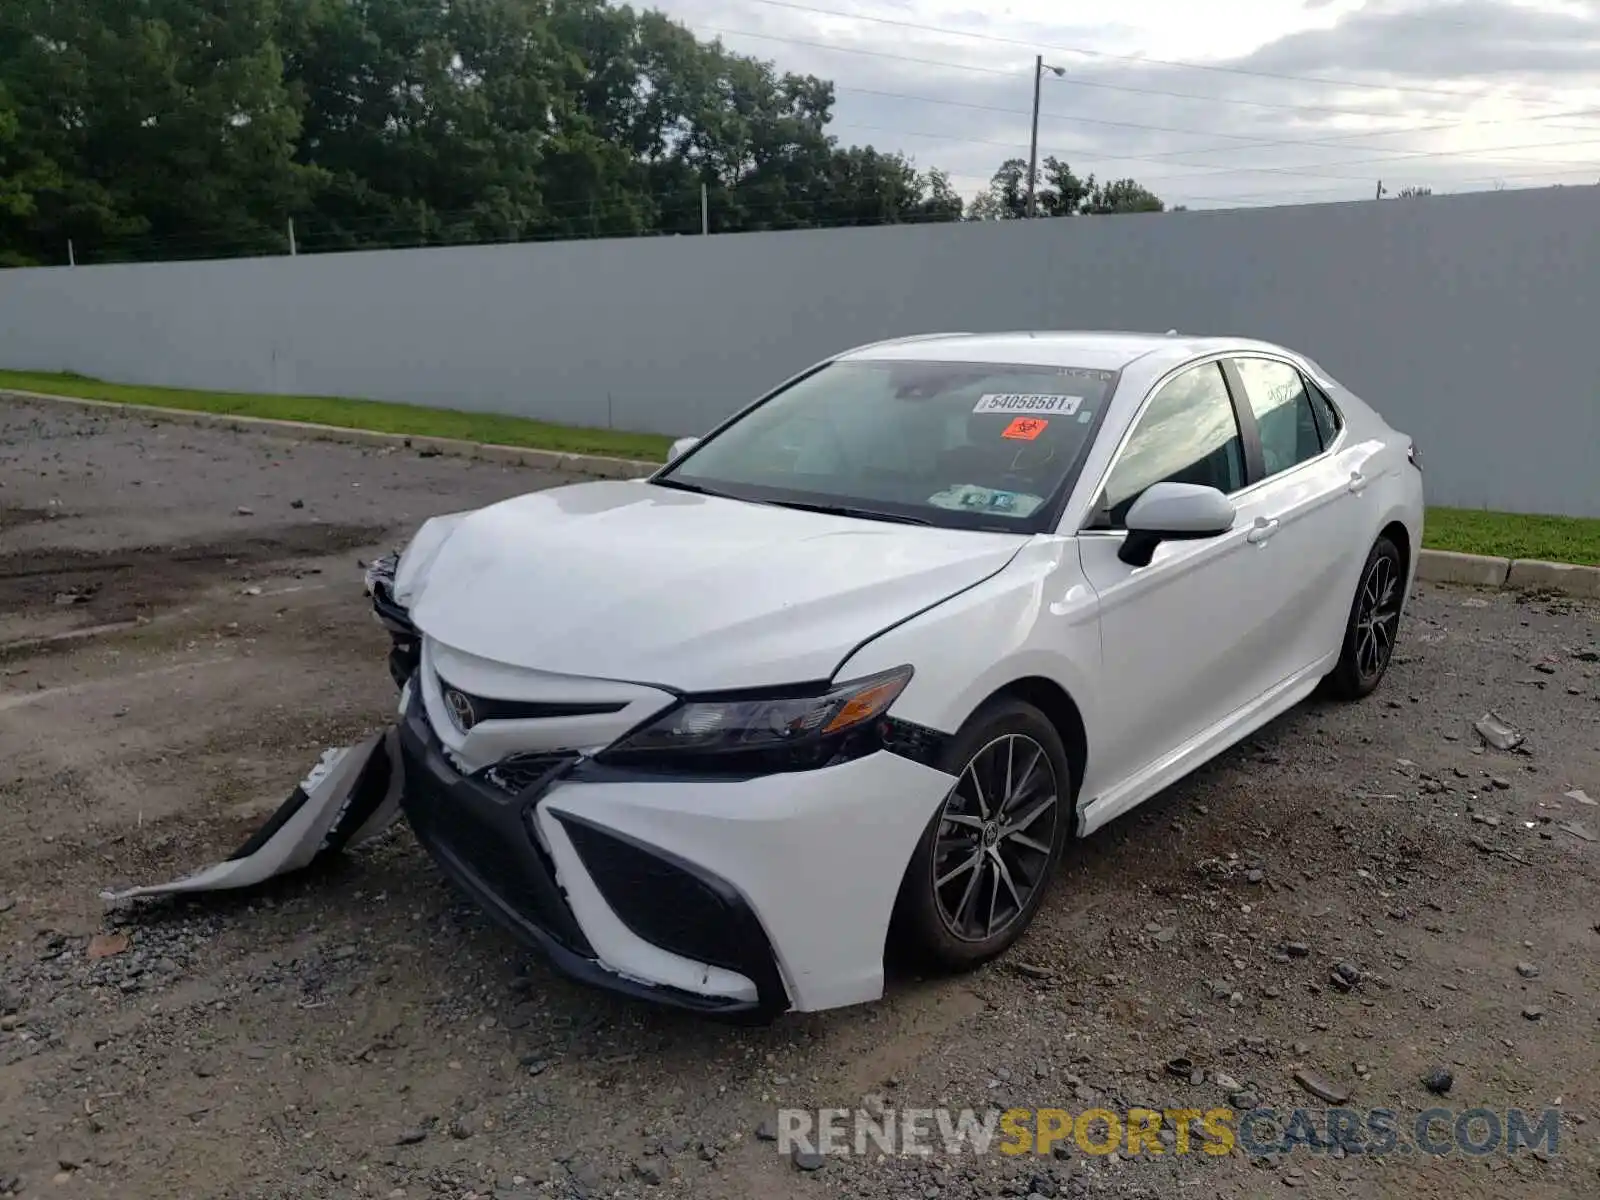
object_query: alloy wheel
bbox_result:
[931,733,1060,943]
[1355,553,1402,681]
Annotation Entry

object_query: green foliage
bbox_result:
[0,0,967,263]
[968,156,1164,219]
[0,368,675,459]
[1423,507,1600,567]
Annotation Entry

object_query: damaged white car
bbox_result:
[365,331,1424,1019]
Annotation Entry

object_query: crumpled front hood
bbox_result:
[405,480,1026,691]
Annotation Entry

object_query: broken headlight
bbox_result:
[363,551,399,600]
[363,551,418,688]
[597,666,913,775]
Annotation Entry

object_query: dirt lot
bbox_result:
[2,397,1598,1200]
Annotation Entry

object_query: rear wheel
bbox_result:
[891,699,1071,971]
[1323,535,1405,700]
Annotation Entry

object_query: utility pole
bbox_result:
[1025,58,1066,218]
[700,183,709,236]
[67,239,76,267]
[288,217,297,256]
[1026,56,1043,218]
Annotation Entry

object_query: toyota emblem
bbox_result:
[443,688,477,732]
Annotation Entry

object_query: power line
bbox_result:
[702,24,1414,121]
[1138,134,1600,186]
[736,0,1589,108]
[831,118,1600,193]
[699,21,1600,163]
[696,13,1600,186]
[691,23,1600,161]
[819,81,1600,173]
[1165,164,1600,207]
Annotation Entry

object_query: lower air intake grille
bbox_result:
[558,816,779,990]
[480,752,578,795]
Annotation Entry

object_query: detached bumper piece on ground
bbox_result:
[100,729,404,902]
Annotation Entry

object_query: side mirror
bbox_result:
[1118,482,1236,568]
[667,436,700,463]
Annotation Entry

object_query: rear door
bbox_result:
[1220,355,1371,679]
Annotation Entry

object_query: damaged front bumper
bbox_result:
[367,553,955,1021]
[394,685,790,1021]
[364,552,421,689]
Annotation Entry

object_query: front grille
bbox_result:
[481,752,579,795]
[433,676,627,726]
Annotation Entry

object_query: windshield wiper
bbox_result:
[650,477,724,498]
[761,499,932,526]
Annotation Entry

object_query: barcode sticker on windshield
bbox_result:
[974,393,1082,416]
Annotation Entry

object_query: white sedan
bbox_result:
[367,331,1424,1019]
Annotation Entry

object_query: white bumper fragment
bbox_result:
[100,729,404,902]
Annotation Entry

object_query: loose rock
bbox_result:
[1293,1070,1351,1105]
[791,1146,825,1172]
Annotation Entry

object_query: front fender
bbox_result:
[835,537,1100,742]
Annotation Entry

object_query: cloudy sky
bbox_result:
[651,0,1600,208]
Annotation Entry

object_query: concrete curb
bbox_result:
[1415,549,1510,588]
[1504,557,1600,599]
[1417,549,1600,598]
[0,388,663,481]
[6,389,1597,600]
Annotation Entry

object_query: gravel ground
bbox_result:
[2,397,1597,1200]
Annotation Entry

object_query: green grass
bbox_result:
[1425,506,1600,566]
[3,369,1597,565]
[0,369,674,462]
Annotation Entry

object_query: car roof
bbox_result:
[838,330,1298,373]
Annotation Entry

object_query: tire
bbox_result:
[890,698,1073,971]
[1323,535,1406,701]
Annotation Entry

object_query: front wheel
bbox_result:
[1323,535,1405,700]
[890,699,1072,971]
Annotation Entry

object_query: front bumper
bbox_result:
[396,686,956,1016]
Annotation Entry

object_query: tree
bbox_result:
[0,81,64,264]
[1037,156,1088,217]
[968,158,1027,220]
[1080,177,1164,214]
[0,1,1111,263]
[1,0,313,263]
[970,157,1164,219]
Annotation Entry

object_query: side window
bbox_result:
[1100,362,1245,527]
[1232,358,1324,477]
[1305,379,1342,444]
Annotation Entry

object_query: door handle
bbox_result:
[1247,516,1280,544]
[1348,470,1369,494]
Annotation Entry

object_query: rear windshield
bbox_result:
[656,359,1118,531]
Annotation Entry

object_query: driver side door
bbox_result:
[1074,360,1280,813]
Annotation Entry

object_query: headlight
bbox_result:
[598,666,914,775]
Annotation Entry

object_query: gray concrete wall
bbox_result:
[1,185,1595,515]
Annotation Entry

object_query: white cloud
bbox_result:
[652,0,1600,208]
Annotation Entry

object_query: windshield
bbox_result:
[656,359,1118,532]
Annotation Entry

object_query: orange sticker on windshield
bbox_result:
[1002,417,1049,441]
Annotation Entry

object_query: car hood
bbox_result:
[404,480,1026,691]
